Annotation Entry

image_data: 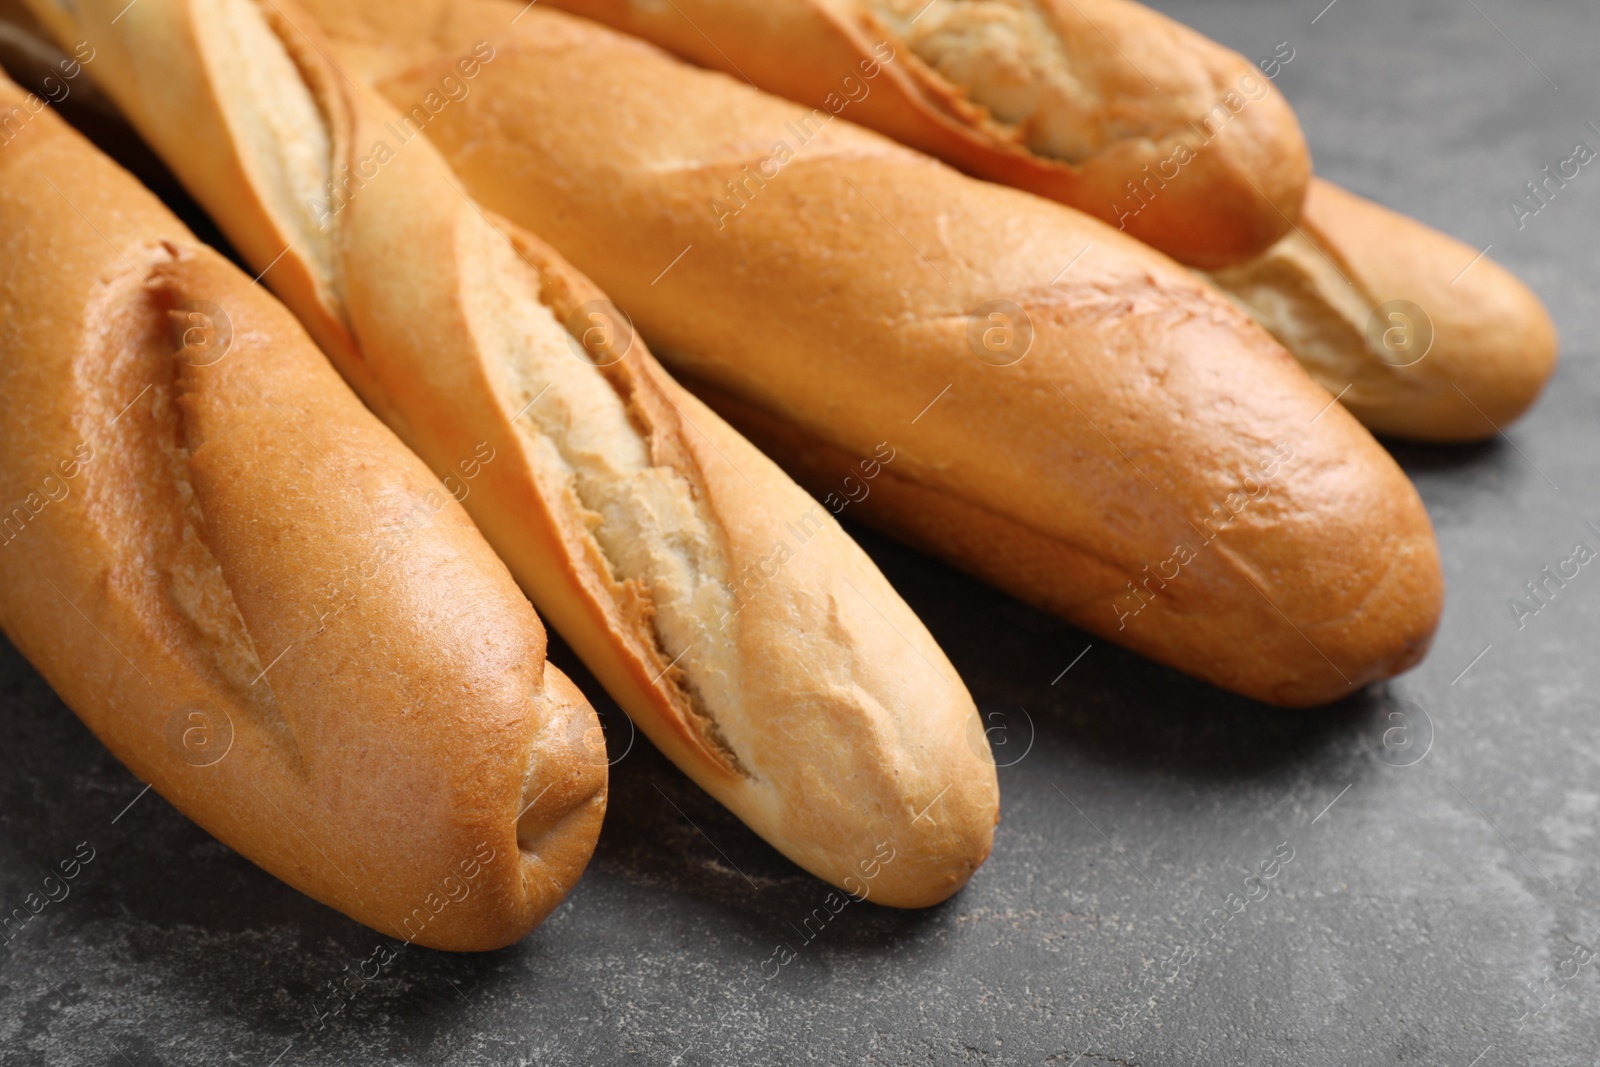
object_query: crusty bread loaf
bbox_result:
[24,0,1000,906]
[1208,179,1559,443]
[307,0,1444,707]
[529,0,1309,268]
[0,72,605,951]
[303,0,1552,448]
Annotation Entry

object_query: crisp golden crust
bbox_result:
[340,159,997,905]
[28,0,998,905]
[528,0,1308,268]
[1208,179,1559,443]
[346,4,1442,707]
[0,75,606,950]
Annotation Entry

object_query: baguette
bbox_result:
[529,0,1310,269]
[1207,179,1559,443]
[24,0,1000,906]
[308,1,1443,708]
[0,72,606,951]
[528,3,1556,442]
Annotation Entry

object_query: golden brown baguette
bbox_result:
[23,0,1000,906]
[0,71,605,951]
[1207,179,1559,443]
[304,0,1444,708]
[514,3,1553,441]
[528,0,1310,269]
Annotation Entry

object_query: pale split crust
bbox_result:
[0,74,606,951]
[22,0,999,906]
[1207,179,1558,444]
[318,1,1444,708]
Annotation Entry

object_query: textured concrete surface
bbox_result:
[2,0,1598,1063]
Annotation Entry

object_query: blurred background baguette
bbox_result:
[0,71,606,951]
[524,0,1556,443]
[535,0,1311,269]
[301,0,1444,708]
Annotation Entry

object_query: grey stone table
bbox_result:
[2,0,1597,1063]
